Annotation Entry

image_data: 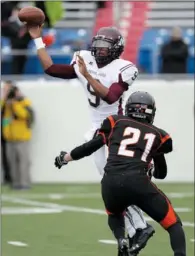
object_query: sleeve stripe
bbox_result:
[107,115,115,128]
[98,132,107,144]
[161,135,171,144]
[120,64,135,72]
[71,61,76,67]
[120,64,132,71]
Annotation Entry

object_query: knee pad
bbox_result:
[160,201,178,230]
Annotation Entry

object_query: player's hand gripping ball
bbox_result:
[18,6,45,26]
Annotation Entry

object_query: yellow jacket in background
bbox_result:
[34,1,64,27]
[45,1,64,27]
[1,97,33,141]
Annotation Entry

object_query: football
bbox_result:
[18,6,45,26]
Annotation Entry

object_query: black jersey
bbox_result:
[98,115,172,174]
[70,115,172,174]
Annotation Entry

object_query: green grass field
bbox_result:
[1,183,194,256]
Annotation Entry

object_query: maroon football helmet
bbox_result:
[91,27,124,65]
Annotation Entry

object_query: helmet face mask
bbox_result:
[125,92,156,124]
[91,38,113,64]
[91,27,124,65]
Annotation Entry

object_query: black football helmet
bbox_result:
[91,27,124,65]
[125,91,156,124]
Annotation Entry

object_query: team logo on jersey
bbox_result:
[89,61,93,65]
[88,69,96,75]
[98,72,106,77]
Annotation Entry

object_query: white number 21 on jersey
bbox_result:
[118,127,156,162]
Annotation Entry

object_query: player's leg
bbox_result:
[124,213,136,240]
[126,205,155,251]
[126,167,155,251]
[108,214,130,256]
[101,174,130,256]
[94,141,154,252]
[133,179,186,256]
[126,205,147,230]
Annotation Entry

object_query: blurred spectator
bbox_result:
[1,82,34,189]
[97,1,106,8]
[35,1,63,28]
[1,1,63,74]
[1,1,19,21]
[1,81,12,184]
[1,4,31,74]
[160,26,189,74]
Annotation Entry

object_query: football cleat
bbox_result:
[118,238,132,256]
[127,235,134,253]
[129,224,155,255]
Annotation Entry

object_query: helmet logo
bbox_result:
[145,109,153,114]
[118,37,125,46]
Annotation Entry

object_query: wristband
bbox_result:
[34,37,45,50]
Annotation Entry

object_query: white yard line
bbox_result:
[182,222,195,227]
[2,196,194,228]
[2,193,100,200]
[2,207,62,215]
[99,240,117,245]
[2,196,192,213]
[2,192,194,200]
[2,196,106,214]
[167,192,194,198]
[7,241,28,247]
[174,208,191,212]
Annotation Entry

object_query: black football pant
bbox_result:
[101,171,186,256]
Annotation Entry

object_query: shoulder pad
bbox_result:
[120,63,138,86]
[157,127,171,140]
[155,127,173,154]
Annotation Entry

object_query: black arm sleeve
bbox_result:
[70,116,112,160]
[157,138,173,154]
[157,128,173,154]
[70,135,105,160]
[97,116,113,144]
[153,154,167,179]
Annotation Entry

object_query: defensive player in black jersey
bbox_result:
[54,91,186,256]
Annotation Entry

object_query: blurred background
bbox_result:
[1,0,194,75]
[1,1,194,256]
[1,0,194,186]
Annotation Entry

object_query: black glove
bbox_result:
[54,151,68,169]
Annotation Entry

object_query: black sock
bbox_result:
[167,223,186,256]
[108,214,125,240]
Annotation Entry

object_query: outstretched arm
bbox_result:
[27,25,77,79]
[54,134,105,169]
[54,116,112,169]
[69,135,105,161]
